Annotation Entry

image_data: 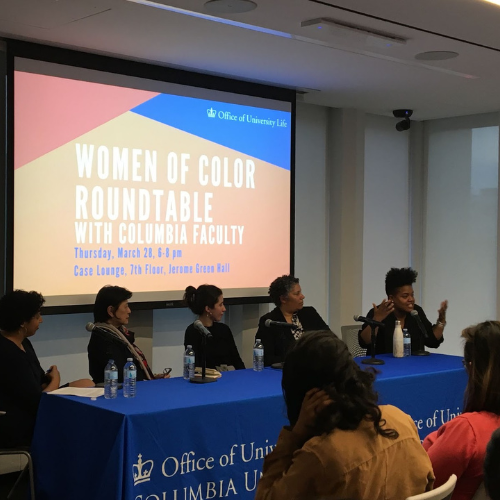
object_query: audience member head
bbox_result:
[268,275,304,313]
[0,290,45,336]
[485,427,500,500]
[462,321,500,414]
[93,285,132,327]
[184,284,225,323]
[282,330,398,439]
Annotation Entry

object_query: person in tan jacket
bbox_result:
[256,330,435,500]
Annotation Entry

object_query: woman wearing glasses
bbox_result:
[423,321,500,500]
[255,275,330,367]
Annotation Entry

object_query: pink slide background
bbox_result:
[15,72,159,170]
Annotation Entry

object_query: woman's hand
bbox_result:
[45,365,61,390]
[372,299,394,322]
[437,300,448,323]
[291,388,332,443]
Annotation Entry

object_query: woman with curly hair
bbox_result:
[255,275,330,366]
[256,330,435,500]
[359,267,448,355]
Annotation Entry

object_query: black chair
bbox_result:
[0,411,35,499]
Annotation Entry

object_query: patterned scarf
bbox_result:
[94,322,154,380]
[292,314,304,341]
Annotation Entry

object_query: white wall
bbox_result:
[295,103,329,321]
[32,313,93,384]
[422,115,499,355]
[328,108,366,334]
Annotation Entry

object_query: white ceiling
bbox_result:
[1,0,500,119]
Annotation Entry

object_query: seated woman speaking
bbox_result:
[87,285,168,383]
[183,284,245,370]
[0,290,93,448]
[359,267,447,355]
[256,331,435,500]
[255,275,330,366]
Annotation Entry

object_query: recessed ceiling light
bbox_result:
[415,51,459,61]
[204,0,257,14]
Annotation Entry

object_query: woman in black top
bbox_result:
[184,285,245,370]
[255,275,331,366]
[0,290,92,447]
[88,285,170,383]
[358,267,448,355]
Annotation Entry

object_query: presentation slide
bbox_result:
[13,59,292,307]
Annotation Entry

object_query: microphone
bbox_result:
[264,319,296,329]
[410,310,429,339]
[353,314,385,328]
[86,322,109,334]
[194,320,212,338]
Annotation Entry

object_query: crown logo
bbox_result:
[207,108,216,118]
[133,454,154,486]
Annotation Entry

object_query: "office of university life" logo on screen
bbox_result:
[206,107,287,128]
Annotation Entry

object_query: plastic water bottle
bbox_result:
[123,358,137,398]
[184,345,195,380]
[393,320,404,358]
[104,359,118,399]
[253,339,264,372]
[403,329,411,357]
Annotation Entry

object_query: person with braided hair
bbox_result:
[256,330,434,500]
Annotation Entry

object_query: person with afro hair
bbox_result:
[358,267,447,355]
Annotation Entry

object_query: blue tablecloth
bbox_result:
[32,354,467,500]
[354,354,467,437]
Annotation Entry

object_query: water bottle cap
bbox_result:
[256,339,261,342]
[108,359,114,363]
[127,358,133,361]
[187,345,192,348]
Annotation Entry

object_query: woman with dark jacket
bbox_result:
[255,275,331,366]
[87,285,167,383]
[0,290,92,447]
